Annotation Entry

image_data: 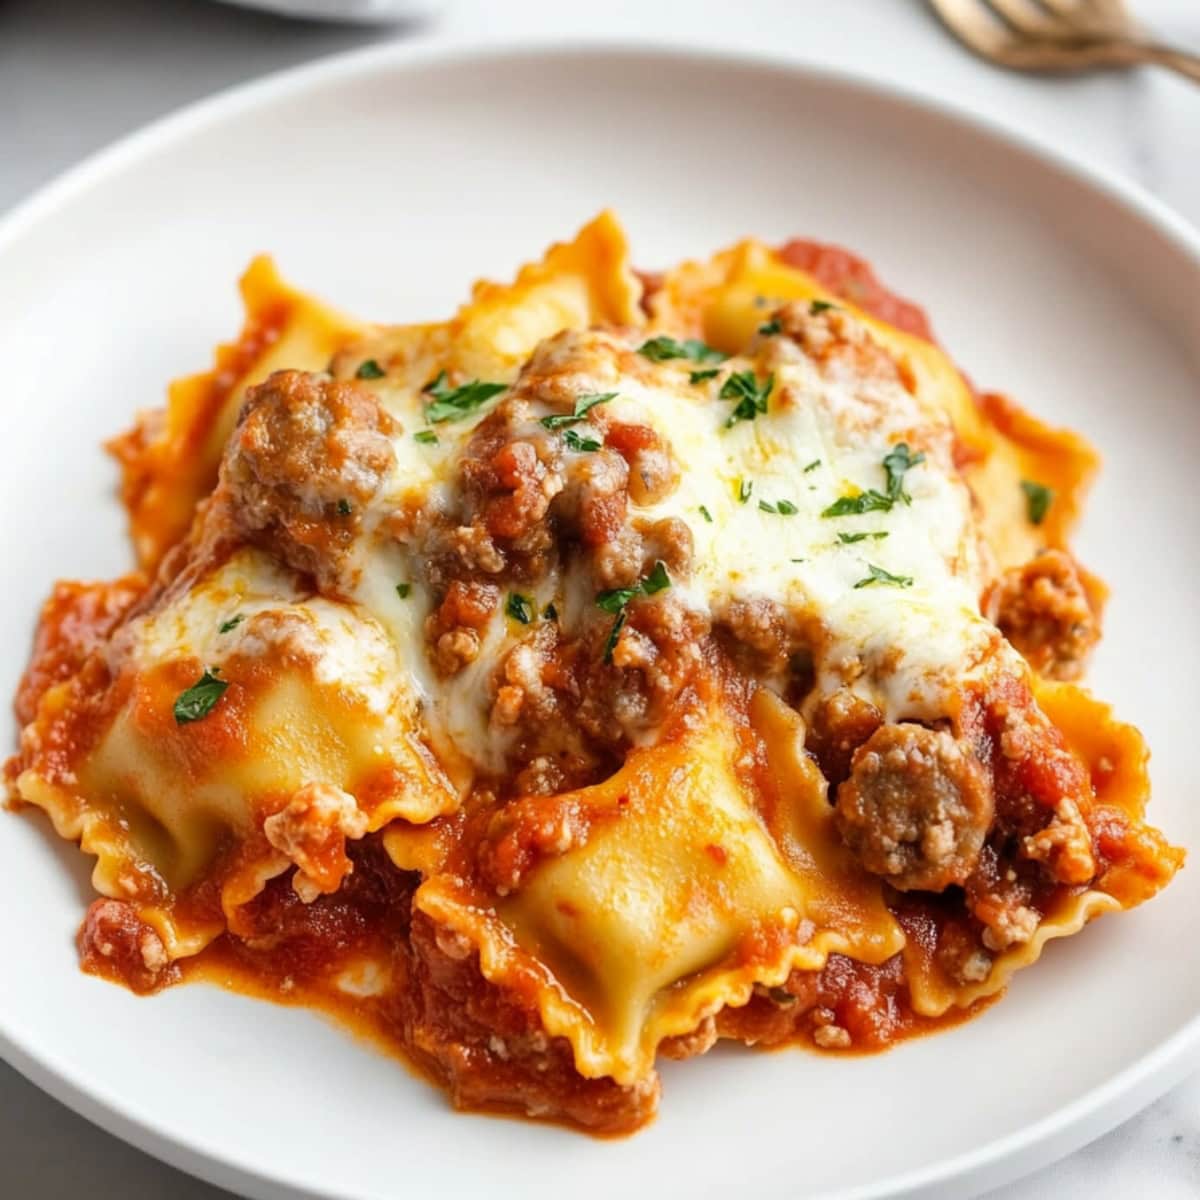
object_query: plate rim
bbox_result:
[1,35,1198,1200]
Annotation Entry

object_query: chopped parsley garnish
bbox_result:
[757,318,782,336]
[790,558,806,564]
[540,391,617,431]
[759,498,798,515]
[173,668,228,725]
[414,430,438,445]
[641,560,671,595]
[810,299,836,315]
[355,358,386,380]
[821,491,893,518]
[854,563,914,590]
[882,443,926,505]
[596,562,671,660]
[596,564,671,608]
[563,428,601,452]
[698,504,713,523]
[803,459,821,473]
[721,371,774,428]
[689,368,720,385]
[396,583,411,599]
[768,986,798,1006]
[336,498,353,516]
[837,531,888,544]
[506,592,535,624]
[602,610,627,664]
[218,614,243,634]
[423,371,508,423]
[1020,479,1053,526]
[738,479,753,504]
[543,602,558,621]
[596,584,640,614]
[637,336,728,365]
[822,444,925,519]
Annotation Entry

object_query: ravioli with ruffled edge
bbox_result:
[6,213,1181,1133]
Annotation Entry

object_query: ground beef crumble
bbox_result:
[218,369,397,593]
[985,549,1102,681]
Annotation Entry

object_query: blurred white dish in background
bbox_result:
[214,0,445,24]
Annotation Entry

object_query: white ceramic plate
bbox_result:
[2,41,1198,1200]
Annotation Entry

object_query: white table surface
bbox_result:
[2,1,1197,1196]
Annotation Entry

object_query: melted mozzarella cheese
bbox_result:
[349,377,542,775]
[506,327,1002,723]
[338,314,1005,770]
[118,551,410,720]
[114,304,1007,803]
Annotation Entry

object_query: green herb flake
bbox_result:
[173,668,229,725]
[837,531,889,545]
[759,497,798,516]
[218,615,243,634]
[790,558,806,564]
[810,299,837,315]
[698,504,714,523]
[853,563,914,590]
[641,560,671,595]
[738,479,754,504]
[540,391,618,431]
[506,592,535,624]
[355,358,386,380]
[336,498,353,516]
[414,430,438,445]
[821,490,893,518]
[396,583,411,599]
[563,427,601,453]
[721,371,774,428]
[768,986,798,1006]
[423,371,508,424]
[637,336,728,365]
[689,368,720,385]
[822,445,925,520]
[543,602,558,621]
[596,585,640,614]
[602,610,627,664]
[803,459,821,473]
[1020,479,1054,526]
[882,442,926,505]
[757,318,782,336]
[595,562,672,660]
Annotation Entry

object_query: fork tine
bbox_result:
[1036,0,1131,36]
[927,0,1116,72]
[983,0,1071,38]
[929,0,1185,77]
[928,0,1020,58]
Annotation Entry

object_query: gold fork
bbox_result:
[929,0,1200,83]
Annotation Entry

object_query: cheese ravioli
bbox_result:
[7,213,1180,1132]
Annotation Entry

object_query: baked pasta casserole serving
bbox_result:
[6,213,1182,1133]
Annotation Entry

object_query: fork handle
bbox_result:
[1151,45,1200,86]
[1122,41,1200,86]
